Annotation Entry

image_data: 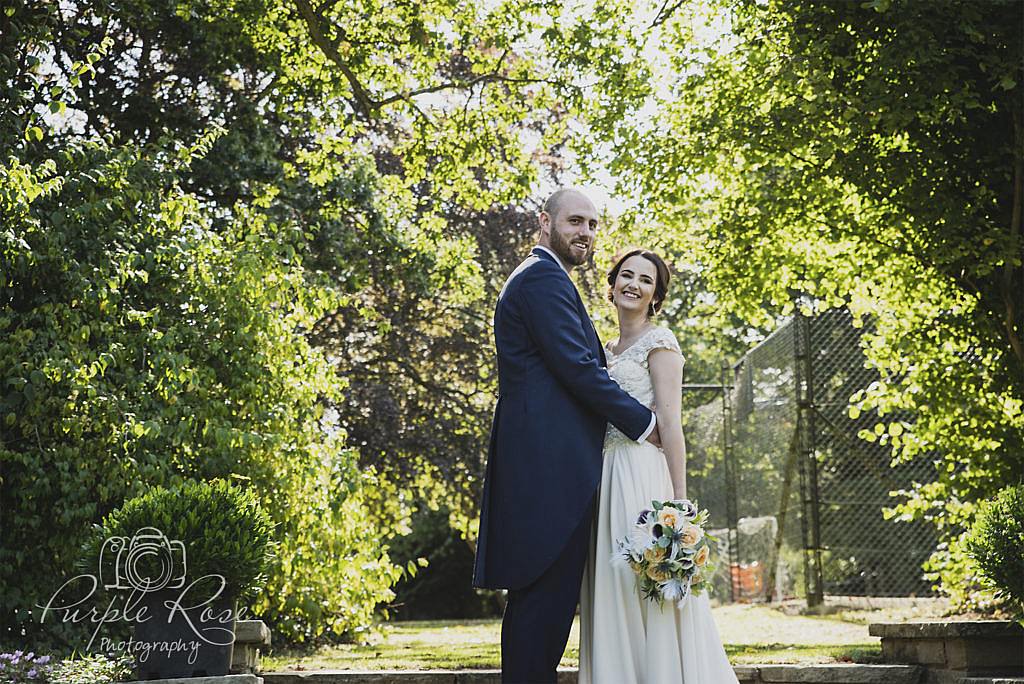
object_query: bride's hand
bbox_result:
[645,422,662,448]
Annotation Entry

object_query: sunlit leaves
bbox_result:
[582,0,1023,607]
[0,135,401,644]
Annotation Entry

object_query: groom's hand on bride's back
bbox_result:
[646,422,662,448]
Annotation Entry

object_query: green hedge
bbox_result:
[1,137,401,647]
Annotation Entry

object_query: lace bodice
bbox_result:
[604,326,683,448]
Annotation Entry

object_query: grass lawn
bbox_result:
[263,601,944,671]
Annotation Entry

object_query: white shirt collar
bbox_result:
[534,244,571,275]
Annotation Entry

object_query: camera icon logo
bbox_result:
[99,527,188,592]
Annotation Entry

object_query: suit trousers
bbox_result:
[500,497,596,684]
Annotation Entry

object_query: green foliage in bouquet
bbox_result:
[83,480,275,599]
[966,484,1024,613]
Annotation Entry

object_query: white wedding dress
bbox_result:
[579,326,739,684]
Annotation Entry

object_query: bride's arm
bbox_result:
[649,348,687,499]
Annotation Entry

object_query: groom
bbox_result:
[473,188,660,683]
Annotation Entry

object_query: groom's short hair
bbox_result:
[542,188,586,222]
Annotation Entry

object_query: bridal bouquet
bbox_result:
[612,499,716,606]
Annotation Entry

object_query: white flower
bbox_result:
[610,546,633,571]
[661,578,690,604]
[626,526,651,558]
[670,499,698,520]
[657,508,682,529]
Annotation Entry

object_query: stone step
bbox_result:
[263,664,922,684]
[757,664,923,683]
[921,668,1024,684]
[124,676,262,684]
[870,621,1023,673]
[264,672,512,684]
[264,673,518,684]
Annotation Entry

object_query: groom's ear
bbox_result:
[538,210,551,236]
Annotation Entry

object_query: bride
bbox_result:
[579,248,739,683]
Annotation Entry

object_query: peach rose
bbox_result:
[657,508,680,529]
[644,546,667,564]
[694,545,710,567]
[679,523,704,547]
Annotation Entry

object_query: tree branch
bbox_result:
[292,5,563,118]
[649,0,686,29]
[372,62,560,110]
[292,0,376,120]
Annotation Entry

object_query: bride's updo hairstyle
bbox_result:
[606,248,671,317]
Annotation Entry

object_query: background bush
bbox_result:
[966,484,1024,612]
[0,134,403,646]
[387,506,503,621]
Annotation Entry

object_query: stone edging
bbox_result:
[122,675,263,684]
[869,620,1024,673]
[262,665,923,684]
[869,621,1024,639]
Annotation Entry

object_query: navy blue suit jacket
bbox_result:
[472,248,654,590]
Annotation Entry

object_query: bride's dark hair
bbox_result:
[607,248,671,317]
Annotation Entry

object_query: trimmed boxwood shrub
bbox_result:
[966,484,1024,611]
[83,479,275,599]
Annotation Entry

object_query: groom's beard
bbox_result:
[550,229,592,267]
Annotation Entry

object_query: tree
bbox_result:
[0,19,403,644]
[22,0,567,506]
[3,0,680,642]
[592,0,1023,605]
[23,0,675,534]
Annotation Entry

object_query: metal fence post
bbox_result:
[795,311,825,607]
[721,360,739,603]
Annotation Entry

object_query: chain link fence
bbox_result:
[684,308,936,604]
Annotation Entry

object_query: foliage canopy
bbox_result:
[589,0,1023,606]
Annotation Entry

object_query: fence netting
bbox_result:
[684,308,936,604]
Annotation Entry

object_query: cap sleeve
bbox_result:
[643,326,683,363]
